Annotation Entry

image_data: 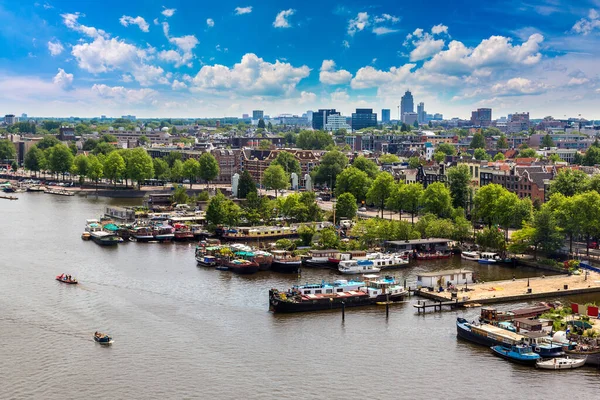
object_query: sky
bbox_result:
[2,0,600,119]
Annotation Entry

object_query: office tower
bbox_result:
[381,109,390,123]
[351,108,378,131]
[252,110,264,120]
[417,102,425,124]
[312,109,339,130]
[400,90,414,117]
[470,108,492,127]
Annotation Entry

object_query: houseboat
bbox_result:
[364,275,408,302]
[414,251,453,260]
[85,220,121,246]
[302,249,341,269]
[153,225,175,242]
[129,226,155,242]
[270,250,301,273]
[366,253,409,268]
[461,251,480,261]
[223,259,260,275]
[478,252,500,264]
[173,224,195,241]
[479,304,553,324]
[417,269,473,288]
[196,255,219,267]
[218,226,297,241]
[44,188,75,196]
[338,260,381,275]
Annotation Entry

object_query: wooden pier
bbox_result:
[414,299,463,314]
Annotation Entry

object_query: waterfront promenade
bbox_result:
[416,272,600,304]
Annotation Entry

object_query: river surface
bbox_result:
[1,193,599,399]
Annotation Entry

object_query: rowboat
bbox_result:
[56,274,78,284]
[94,332,113,345]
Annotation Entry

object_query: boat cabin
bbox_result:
[514,318,553,334]
[416,269,473,288]
[224,226,294,238]
[307,249,341,259]
[293,280,365,295]
[480,252,499,261]
[384,238,452,253]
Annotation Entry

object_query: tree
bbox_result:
[257,118,266,129]
[476,227,506,252]
[48,144,74,178]
[298,224,316,246]
[545,193,578,253]
[408,156,421,169]
[549,169,589,197]
[335,192,358,221]
[68,142,78,156]
[126,148,154,189]
[205,191,241,229]
[469,132,486,149]
[518,148,537,158]
[548,154,561,163]
[437,143,457,156]
[493,152,505,161]
[0,139,16,161]
[497,135,509,149]
[24,146,45,176]
[262,164,288,198]
[182,158,201,188]
[237,170,257,199]
[173,185,189,204]
[352,156,379,179]
[421,182,453,218]
[101,134,117,143]
[138,135,149,145]
[313,149,348,189]
[317,227,340,249]
[198,152,220,188]
[483,127,502,137]
[541,134,555,148]
[473,184,507,227]
[334,167,372,202]
[447,164,471,209]
[86,154,103,192]
[366,172,395,218]
[400,183,424,225]
[36,135,60,150]
[166,151,182,167]
[583,146,600,166]
[153,158,170,180]
[93,141,116,155]
[272,151,300,175]
[103,151,126,188]
[170,159,184,182]
[379,154,400,164]
[267,121,273,131]
[296,130,334,150]
[571,191,600,256]
[259,140,271,150]
[473,148,490,161]
[530,207,564,258]
[433,151,446,163]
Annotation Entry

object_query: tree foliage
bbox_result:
[421,182,453,218]
[296,130,334,150]
[549,169,589,197]
[366,172,395,218]
[198,152,220,186]
[103,151,126,187]
[352,156,379,179]
[335,192,358,221]
[469,132,486,149]
[379,154,400,164]
[447,164,471,209]
[313,149,348,188]
[437,143,457,156]
[334,166,372,202]
[272,151,301,175]
[262,164,288,198]
[24,146,45,175]
[237,170,256,199]
[183,158,201,188]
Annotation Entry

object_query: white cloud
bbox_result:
[132,64,167,86]
[374,13,399,23]
[572,9,600,35]
[348,12,369,35]
[273,9,295,28]
[192,53,310,96]
[319,60,352,85]
[431,24,448,35]
[410,36,445,61]
[373,27,399,35]
[491,77,547,96]
[119,16,149,32]
[71,36,148,74]
[235,6,252,15]
[331,89,350,102]
[53,68,74,90]
[351,64,416,89]
[299,91,316,104]
[47,40,64,56]
[162,8,176,17]
[122,74,133,82]
[172,79,187,90]
[568,77,590,86]
[160,22,199,67]
[342,40,350,48]
[92,84,157,103]
[61,12,107,39]
[206,18,214,28]
[153,18,159,25]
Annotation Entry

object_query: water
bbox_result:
[1,193,599,399]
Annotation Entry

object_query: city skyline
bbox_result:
[2,1,600,119]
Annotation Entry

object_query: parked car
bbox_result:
[358,207,367,212]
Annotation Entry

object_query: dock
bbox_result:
[413,271,600,309]
[414,299,463,314]
[0,195,18,200]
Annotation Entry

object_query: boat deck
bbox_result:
[301,290,365,300]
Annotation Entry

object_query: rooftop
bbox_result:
[418,269,473,277]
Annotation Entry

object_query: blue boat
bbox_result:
[491,345,540,365]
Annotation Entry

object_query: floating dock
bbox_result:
[413,272,600,308]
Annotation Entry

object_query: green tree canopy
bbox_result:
[541,134,555,148]
[313,149,348,188]
[437,143,457,156]
[497,135,509,149]
[335,192,358,221]
[317,227,340,249]
[433,151,446,163]
[72,154,89,180]
[366,172,395,218]
[35,135,60,150]
[408,156,421,169]
[126,148,154,189]
[47,144,74,177]
[103,151,126,187]
[518,148,537,158]
[24,146,45,175]
[237,170,257,199]
[421,182,453,218]
[379,154,400,164]
[474,148,490,161]
[447,164,471,209]
[334,166,372,202]
[549,168,589,197]
[583,146,600,166]
[493,152,505,161]
[258,140,271,150]
[296,130,334,150]
[262,164,289,198]
[198,152,220,187]
[352,156,379,179]
[170,159,184,182]
[272,151,301,175]
[153,158,170,180]
[182,158,201,188]
[469,132,486,149]
[257,118,266,129]
[205,191,241,229]
[86,154,103,188]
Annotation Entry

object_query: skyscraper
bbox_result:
[252,110,264,120]
[381,109,390,123]
[417,102,425,124]
[312,109,339,130]
[351,108,377,131]
[400,90,414,118]
[470,108,492,127]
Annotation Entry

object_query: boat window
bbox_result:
[337,288,343,292]
[315,290,322,294]
[326,289,333,294]
[462,273,466,279]
[304,290,310,294]
[451,274,455,280]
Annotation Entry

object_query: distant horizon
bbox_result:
[3,1,600,119]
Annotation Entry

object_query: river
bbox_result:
[1,193,599,399]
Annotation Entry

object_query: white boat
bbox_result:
[338,260,381,275]
[366,253,409,268]
[364,275,408,302]
[536,356,586,370]
[461,251,480,261]
[478,252,499,264]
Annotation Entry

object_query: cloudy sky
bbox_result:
[2,0,600,119]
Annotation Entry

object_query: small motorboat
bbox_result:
[491,345,540,365]
[81,232,91,241]
[94,332,114,345]
[56,274,78,284]
[536,356,587,370]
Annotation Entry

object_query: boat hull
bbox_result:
[228,265,260,275]
[269,290,372,313]
[271,260,300,273]
[564,349,600,366]
[491,346,539,365]
[91,235,120,246]
[478,259,497,264]
[456,319,499,347]
[536,357,586,369]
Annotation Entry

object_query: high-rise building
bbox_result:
[507,112,530,133]
[242,113,249,119]
[312,109,339,130]
[21,113,28,120]
[417,102,425,124]
[381,109,391,123]
[400,90,414,118]
[252,110,264,120]
[402,112,418,126]
[470,108,492,127]
[324,114,351,131]
[351,108,377,131]
[4,114,16,125]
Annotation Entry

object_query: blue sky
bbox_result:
[2,0,600,119]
